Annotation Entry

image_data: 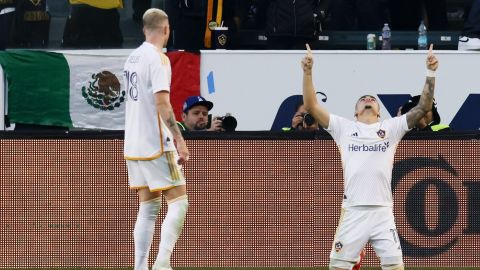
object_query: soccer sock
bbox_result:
[153,195,188,268]
[134,197,162,270]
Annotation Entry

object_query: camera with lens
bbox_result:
[207,113,237,132]
[302,113,315,126]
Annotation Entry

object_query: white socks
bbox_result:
[153,195,189,270]
[134,197,162,270]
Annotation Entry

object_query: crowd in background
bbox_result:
[0,0,479,50]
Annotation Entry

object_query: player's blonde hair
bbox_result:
[143,8,168,31]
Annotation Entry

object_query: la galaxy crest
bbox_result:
[377,129,386,138]
[334,241,343,252]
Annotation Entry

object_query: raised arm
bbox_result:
[302,44,330,129]
[155,91,190,165]
[406,44,439,129]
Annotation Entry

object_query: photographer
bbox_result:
[283,100,320,131]
[178,96,236,132]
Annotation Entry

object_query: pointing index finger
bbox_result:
[306,43,312,56]
[428,44,433,55]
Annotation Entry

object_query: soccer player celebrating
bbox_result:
[123,8,189,270]
[301,43,438,270]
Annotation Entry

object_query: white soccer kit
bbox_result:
[123,42,184,190]
[326,114,410,263]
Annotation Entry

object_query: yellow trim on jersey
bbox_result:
[159,52,170,66]
[150,185,176,192]
[158,113,165,155]
[129,185,149,190]
[124,114,166,161]
[166,151,182,181]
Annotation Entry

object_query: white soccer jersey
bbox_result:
[123,42,176,160]
[326,114,410,207]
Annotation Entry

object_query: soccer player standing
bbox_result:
[302,44,438,270]
[123,8,189,270]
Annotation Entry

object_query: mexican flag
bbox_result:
[0,50,200,130]
[0,50,128,129]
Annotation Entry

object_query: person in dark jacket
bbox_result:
[328,0,388,31]
[14,0,50,48]
[0,0,16,50]
[258,0,321,49]
[166,0,239,50]
[399,95,450,131]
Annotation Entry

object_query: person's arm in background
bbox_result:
[302,43,330,129]
[406,44,439,129]
[155,91,190,165]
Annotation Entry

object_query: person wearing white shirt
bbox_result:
[301,43,439,270]
[123,8,189,270]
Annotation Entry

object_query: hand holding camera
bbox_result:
[292,112,317,131]
[207,113,238,132]
[207,117,224,131]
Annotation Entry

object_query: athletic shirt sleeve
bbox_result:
[150,53,171,94]
[326,114,352,142]
[386,114,410,143]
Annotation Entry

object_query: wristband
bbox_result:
[426,69,436,77]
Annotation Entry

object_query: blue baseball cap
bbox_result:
[183,96,214,113]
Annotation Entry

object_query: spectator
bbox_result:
[283,101,320,131]
[14,0,50,48]
[399,95,450,131]
[389,0,448,31]
[328,0,388,31]
[0,0,16,50]
[165,0,238,50]
[62,0,123,48]
[177,96,227,131]
[132,0,152,23]
[458,0,480,50]
[258,0,321,49]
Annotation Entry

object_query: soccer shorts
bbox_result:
[330,206,403,262]
[127,151,186,192]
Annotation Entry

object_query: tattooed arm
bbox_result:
[155,91,190,165]
[406,77,435,129]
[406,44,439,129]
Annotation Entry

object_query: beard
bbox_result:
[194,122,207,130]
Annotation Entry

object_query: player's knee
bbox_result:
[167,195,188,215]
[381,264,404,270]
[380,255,403,270]
[138,197,162,219]
[329,258,353,270]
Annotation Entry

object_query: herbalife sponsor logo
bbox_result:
[348,141,390,152]
[82,71,126,111]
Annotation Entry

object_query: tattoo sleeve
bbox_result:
[406,77,435,129]
[166,110,183,138]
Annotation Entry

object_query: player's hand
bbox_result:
[207,118,224,131]
[301,43,314,74]
[426,44,439,71]
[291,113,304,129]
[176,141,190,166]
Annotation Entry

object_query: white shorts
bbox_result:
[330,206,403,262]
[126,151,186,192]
